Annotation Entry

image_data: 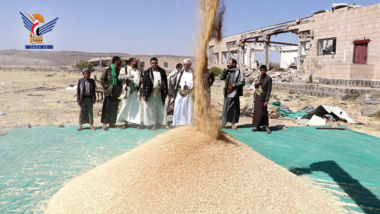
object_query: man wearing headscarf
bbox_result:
[168,63,183,97]
[252,65,272,134]
[100,56,122,131]
[173,59,194,126]
[77,68,96,131]
[167,63,183,116]
[142,57,168,130]
[116,57,142,129]
[220,59,245,130]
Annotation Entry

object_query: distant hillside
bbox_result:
[0,50,193,66]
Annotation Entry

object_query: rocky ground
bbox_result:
[0,70,379,138]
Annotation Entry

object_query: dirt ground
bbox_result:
[0,70,379,138]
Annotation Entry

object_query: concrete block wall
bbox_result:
[292,4,380,79]
[313,64,376,80]
[350,64,375,79]
[313,64,351,79]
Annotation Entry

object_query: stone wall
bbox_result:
[273,82,380,100]
[315,77,380,87]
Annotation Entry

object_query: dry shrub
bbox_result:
[375,110,380,119]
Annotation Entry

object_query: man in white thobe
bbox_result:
[142,57,168,130]
[173,59,194,126]
[116,57,142,129]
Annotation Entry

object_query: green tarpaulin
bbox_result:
[224,126,380,214]
[270,101,308,119]
[1,126,380,213]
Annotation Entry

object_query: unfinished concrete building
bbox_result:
[208,3,380,83]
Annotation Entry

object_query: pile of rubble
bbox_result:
[241,67,309,90]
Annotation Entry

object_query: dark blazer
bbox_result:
[77,78,96,103]
[255,75,272,102]
[142,66,168,105]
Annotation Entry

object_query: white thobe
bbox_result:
[173,69,193,126]
[117,68,141,124]
[143,71,167,126]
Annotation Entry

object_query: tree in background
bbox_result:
[209,66,222,77]
[73,60,93,72]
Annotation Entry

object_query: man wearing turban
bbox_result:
[173,59,194,126]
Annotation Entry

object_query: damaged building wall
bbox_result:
[280,46,298,68]
[293,4,380,80]
[209,3,380,80]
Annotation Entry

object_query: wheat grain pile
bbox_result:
[46,127,344,213]
[46,0,345,213]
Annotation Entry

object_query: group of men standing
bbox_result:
[96,56,167,131]
[96,56,201,131]
[220,59,273,134]
[77,56,273,134]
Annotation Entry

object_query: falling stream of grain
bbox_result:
[193,0,224,139]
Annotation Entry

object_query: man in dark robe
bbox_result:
[100,56,122,131]
[220,59,245,130]
[252,65,272,134]
[203,68,215,106]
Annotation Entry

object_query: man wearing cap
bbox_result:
[100,56,123,131]
[252,65,272,134]
[77,68,96,131]
[220,58,245,130]
[142,57,168,130]
[173,59,194,126]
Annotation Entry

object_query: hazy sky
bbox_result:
[0,0,379,62]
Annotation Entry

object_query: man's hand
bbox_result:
[140,77,144,83]
[130,74,134,78]
[263,101,268,107]
[77,102,81,105]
